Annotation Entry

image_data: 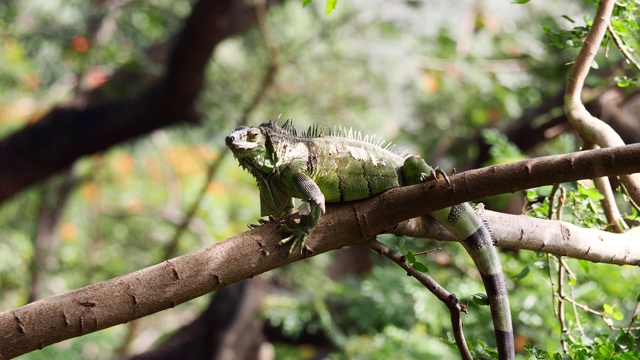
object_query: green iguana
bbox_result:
[225,118,514,360]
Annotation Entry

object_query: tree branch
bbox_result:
[564,0,640,207]
[394,209,640,266]
[2,144,640,358]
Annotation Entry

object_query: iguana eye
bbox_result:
[248,129,261,141]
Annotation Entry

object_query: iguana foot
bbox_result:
[280,218,311,254]
[420,167,452,187]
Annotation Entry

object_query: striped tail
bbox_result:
[431,204,515,360]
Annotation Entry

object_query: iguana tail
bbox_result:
[430,205,514,360]
[402,156,514,360]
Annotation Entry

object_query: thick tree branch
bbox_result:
[2,145,640,358]
[0,0,274,203]
[395,210,640,266]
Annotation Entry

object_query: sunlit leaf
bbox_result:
[325,0,337,14]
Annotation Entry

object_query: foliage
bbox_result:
[526,330,640,359]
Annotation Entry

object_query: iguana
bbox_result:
[225,118,515,360]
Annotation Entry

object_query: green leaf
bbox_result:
[603,303,614,315]
[578,259,590,273]
[613,311,624,321]
[325,0,337,14]
[471,293,489,306]
[526,190,540,202]
[580,186,604,200]
[302,0,314,7]
[512,265,530,281]
[562,15,575,23]
[511,0,530,3]
[615,76,637,88]
[405,250,416,264]
[598,345,612,356]
[412,261,429,273]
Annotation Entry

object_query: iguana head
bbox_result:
[225,125,276,175]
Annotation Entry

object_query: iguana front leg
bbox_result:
[280,169,326,253]
[248,198,295,229]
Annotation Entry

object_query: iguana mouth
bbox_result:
[225,133,257,151]
[226,141,257,151]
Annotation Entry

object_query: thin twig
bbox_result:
[413,248,441,256]
[626,294,640,334]
[558,258,576,281]
[569,284,586,338]
[367,240,473,360]
[557,257,569,353]
[547,256,559,319]
[607,23,640,71]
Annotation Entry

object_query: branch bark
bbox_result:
[2,144,640,358]
[395,210,640,266]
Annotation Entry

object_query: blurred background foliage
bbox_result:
[1,0,639,359]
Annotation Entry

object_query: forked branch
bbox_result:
[564,0,640,207]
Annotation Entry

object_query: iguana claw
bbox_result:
[420,166,452,188]
[247,216,277,229]
[280,218,311,254]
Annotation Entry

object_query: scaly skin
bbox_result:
[226,119,514,359]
